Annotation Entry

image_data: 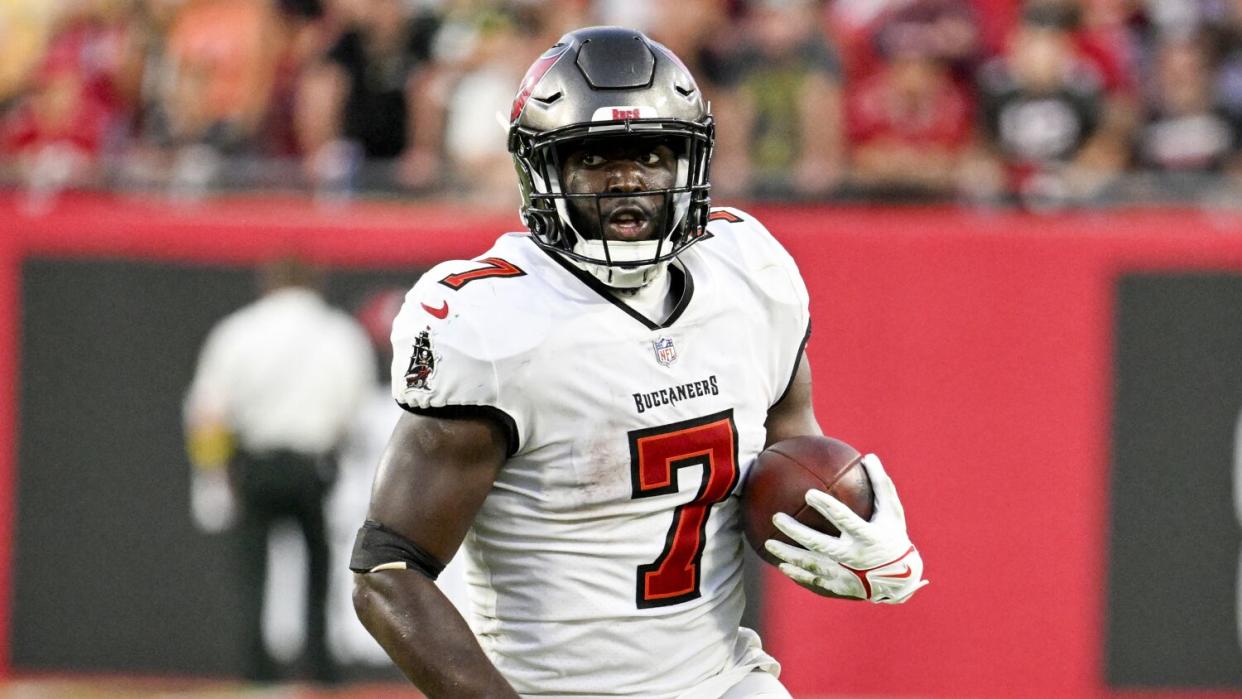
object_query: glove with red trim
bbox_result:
[765,454,928,604]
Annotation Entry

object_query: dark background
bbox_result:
[13,258,420,677]
[1108,273,1242,688]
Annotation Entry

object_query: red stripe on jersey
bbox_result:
[708,210,743,223]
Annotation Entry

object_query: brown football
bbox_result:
[742,435,874,565]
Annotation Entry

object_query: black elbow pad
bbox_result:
[349,520,446,580]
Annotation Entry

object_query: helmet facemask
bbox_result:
[511,116,714,288]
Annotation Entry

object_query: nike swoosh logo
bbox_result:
[872,563,913,580]
[422,301,449,319]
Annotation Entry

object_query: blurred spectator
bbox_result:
[150,0,288,154]
[260,0,330,159]
[847,5,978,197]
[0,0,140,193]
[1205,0,1242,127]
[531,0,593,43]
[724,0,846,199]
[0,0,61,106]
[643,0,736,89]
[976,3,1125,205]
[436,6,536,207]
[594,0,653,31]
[114,0,185,188]
[1031,0,1144,183]
[184,257,373,684]
[1051,0,1143,95]
[1138,35,1236,172]
[0,0,1238,204]
[838,0,983,82]
[1139,0,1200,38]
[297,0,442,192]
[829,0,899,75]
[643,0,747,196]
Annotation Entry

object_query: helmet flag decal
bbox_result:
[510,44,571,123]
[403,327,437,391]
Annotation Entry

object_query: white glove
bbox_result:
[765,454,928,604]
[190,469,237,533]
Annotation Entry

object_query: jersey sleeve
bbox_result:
[709,206,812,407]
[390,261,528,455]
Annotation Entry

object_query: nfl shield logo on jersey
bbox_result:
[652,337,678,366]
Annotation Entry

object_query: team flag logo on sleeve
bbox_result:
[404,327,437,390]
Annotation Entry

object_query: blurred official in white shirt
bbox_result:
[184,258,373,683]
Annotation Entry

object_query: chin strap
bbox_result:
[571,235,673,289]
[582,259,668,289]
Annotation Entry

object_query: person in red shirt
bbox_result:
[1,5,135,184]
[847,20,976,197]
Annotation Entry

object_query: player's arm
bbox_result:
[765,354,822,447]
[352,409,519,697]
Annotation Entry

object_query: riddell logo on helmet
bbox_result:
[591,106,656,122]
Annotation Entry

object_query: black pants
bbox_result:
[232,449,336,683]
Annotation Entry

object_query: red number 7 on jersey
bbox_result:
[438,257,526,290]
[629,410,740,609]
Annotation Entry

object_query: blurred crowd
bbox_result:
[4,0,1242,209]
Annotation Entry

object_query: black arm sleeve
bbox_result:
[350,519,447,580]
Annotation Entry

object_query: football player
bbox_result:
[351,26,927,698]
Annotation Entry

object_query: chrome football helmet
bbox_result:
[508,26,715,288]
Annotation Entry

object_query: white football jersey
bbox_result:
[389,207,810,698]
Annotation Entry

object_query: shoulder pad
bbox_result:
[701,206,808,311]
[389,253,544,451]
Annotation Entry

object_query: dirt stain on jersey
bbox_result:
[566,426,631,506]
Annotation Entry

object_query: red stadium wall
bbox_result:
[3,194,1242,697]
[761,208,1242,698]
